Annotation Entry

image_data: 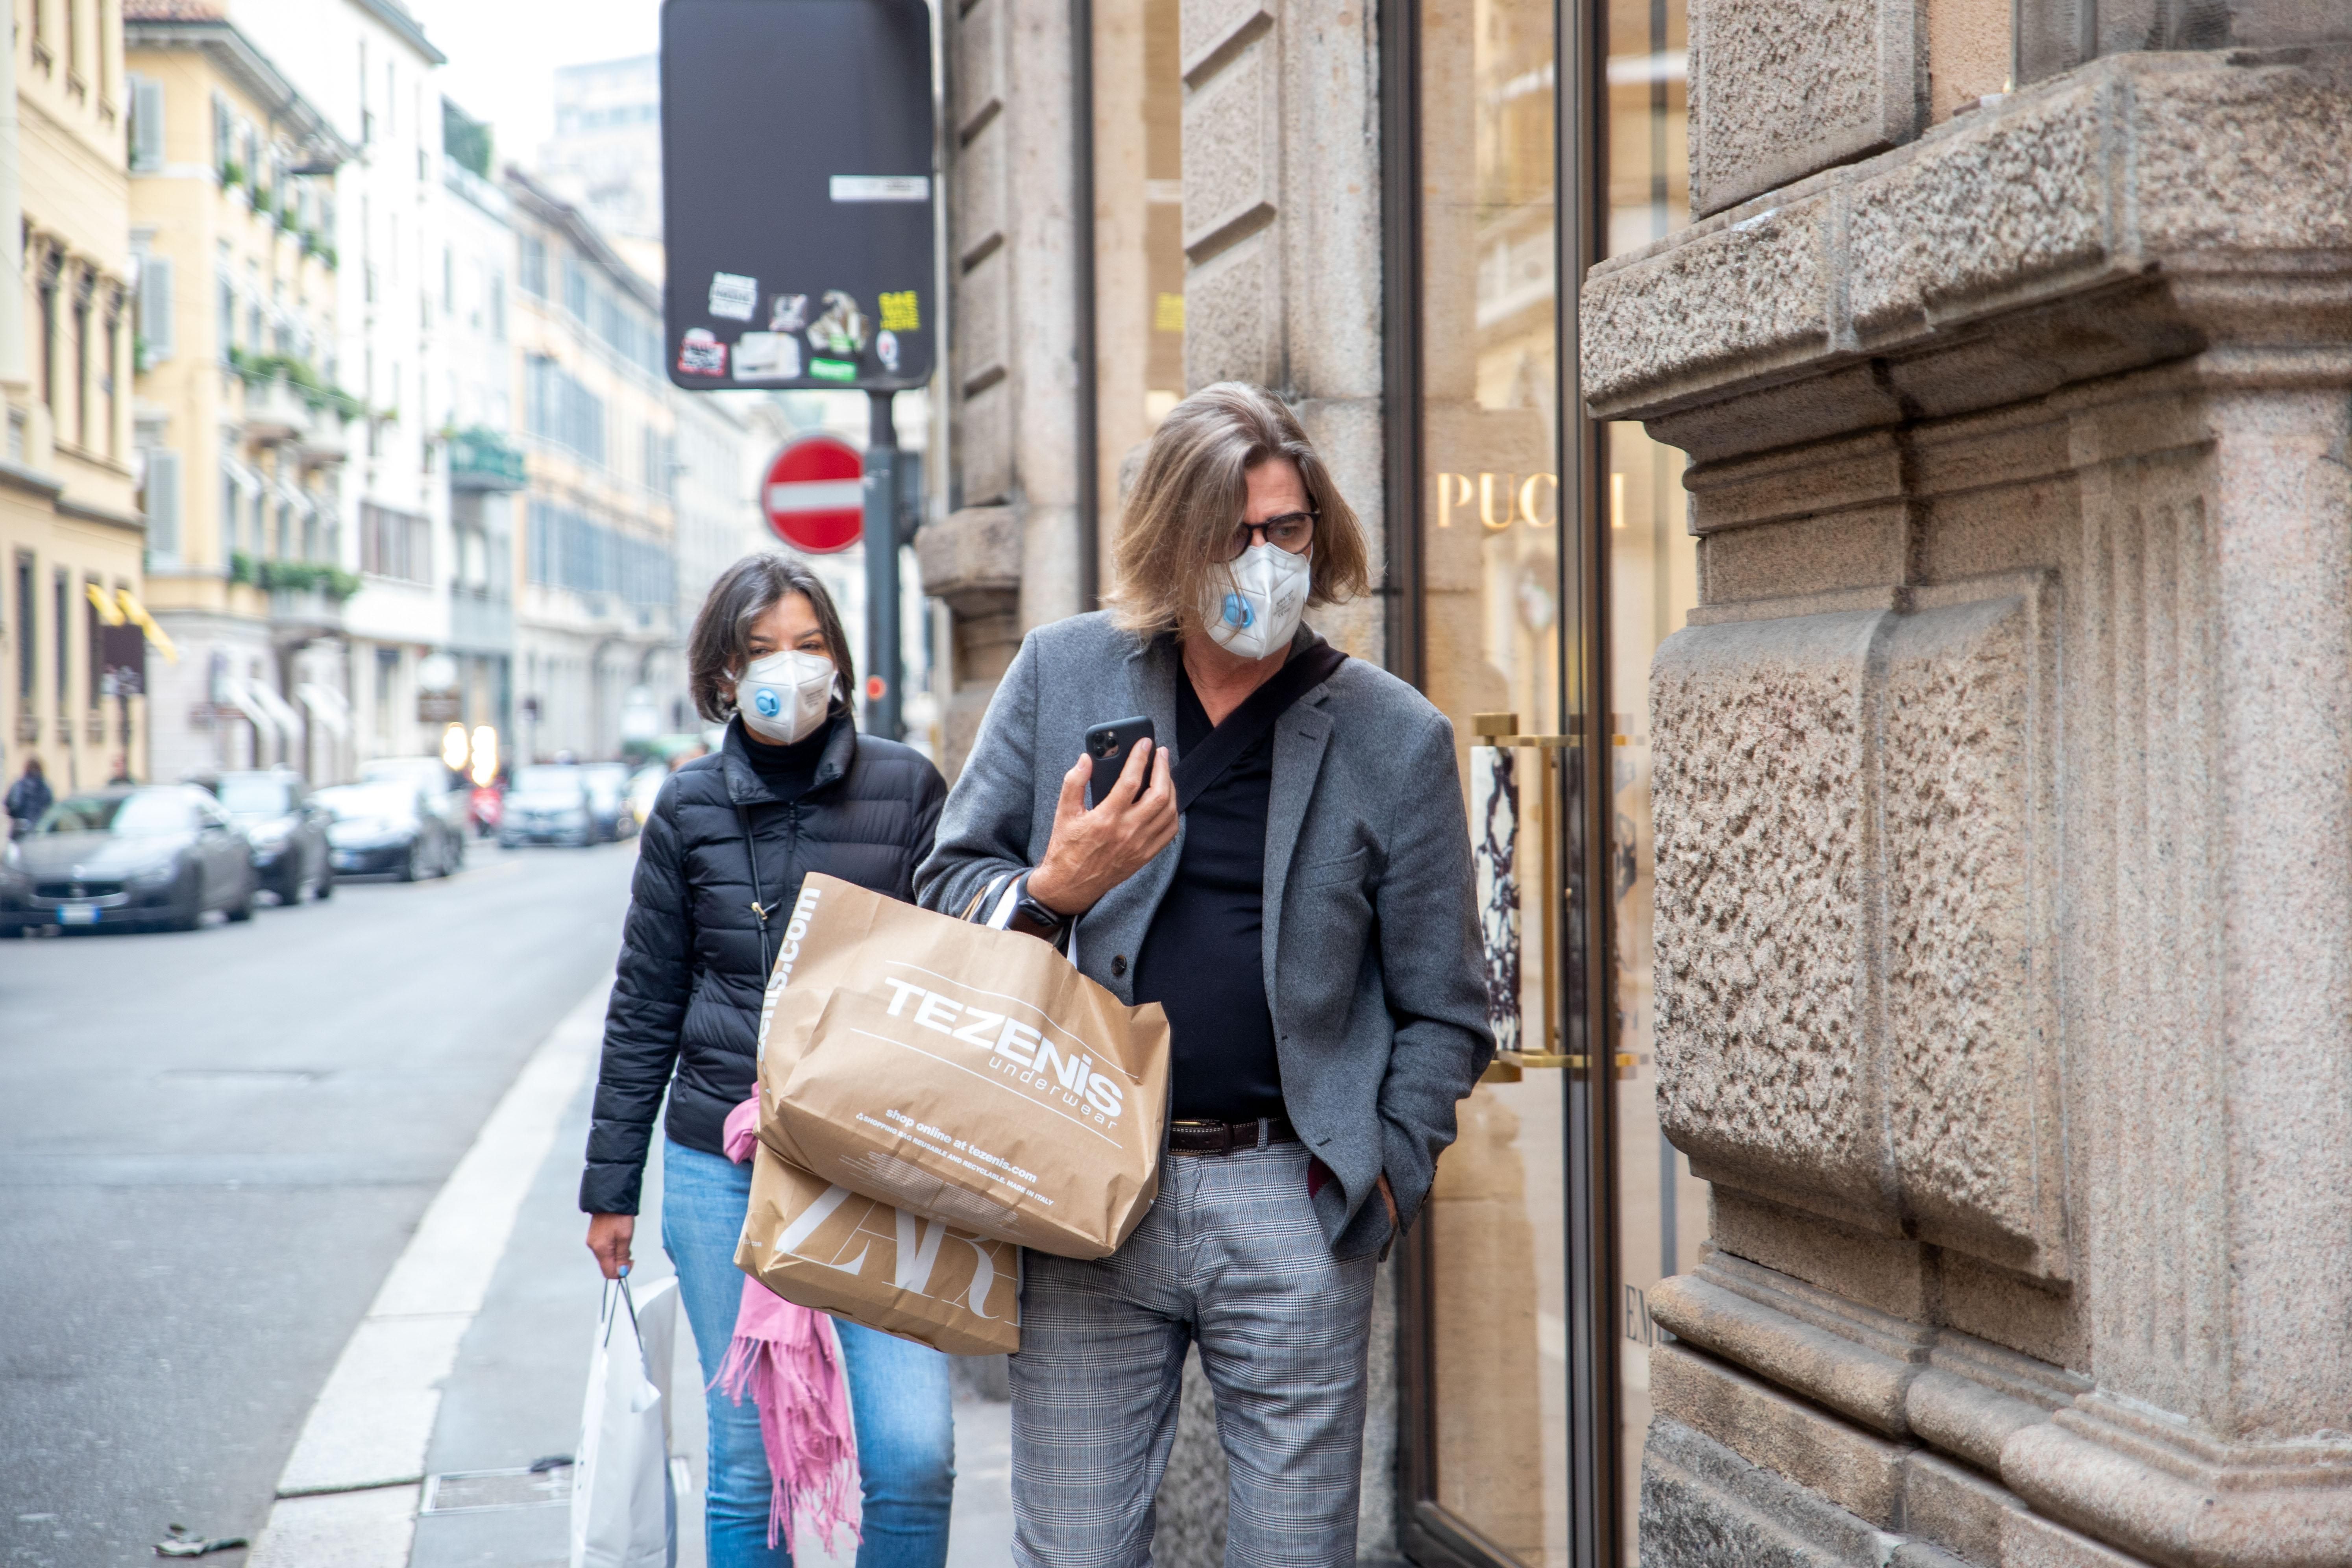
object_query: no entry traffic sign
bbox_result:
[762,435,864,554]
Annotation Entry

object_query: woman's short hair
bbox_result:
[686,553,857,725]
[1107,382,1371,637]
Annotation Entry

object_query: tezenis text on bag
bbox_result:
[879,976,1127,1122]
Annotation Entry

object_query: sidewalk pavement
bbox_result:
[305,974,1016,1568]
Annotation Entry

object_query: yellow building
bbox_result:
[0,0,149,797]
[125,2,353,784]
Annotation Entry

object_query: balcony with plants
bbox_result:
[448,426,528,492]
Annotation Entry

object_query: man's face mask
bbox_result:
[736,649,836,744]
[1201,542,1311,661]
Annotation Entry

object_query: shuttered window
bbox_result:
[130,75,165,170]
[137,255,173,362]
[142,449,182,562]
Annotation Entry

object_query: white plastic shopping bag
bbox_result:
[570,1273,681,1568]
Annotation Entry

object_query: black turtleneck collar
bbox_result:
[720,708,857,806]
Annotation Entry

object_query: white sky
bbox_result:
[401,0,661,171]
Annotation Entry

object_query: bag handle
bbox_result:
[1171,639,1347,812]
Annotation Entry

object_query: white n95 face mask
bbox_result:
[736,650,836,744]
[1202,542,1311,661]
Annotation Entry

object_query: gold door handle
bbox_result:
[1489,1050,1639,1073]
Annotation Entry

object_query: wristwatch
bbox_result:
[1008,875,1070,944]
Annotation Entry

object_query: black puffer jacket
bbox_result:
[580,714,946,1214]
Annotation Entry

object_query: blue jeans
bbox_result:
[662,1138,956,1568]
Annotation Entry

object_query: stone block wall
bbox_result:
[1178,0,1387,666]
[1587,44,2352,1568]
[934,0,1389,788]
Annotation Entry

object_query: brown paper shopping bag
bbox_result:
[734,1142,1022,1356]
[754,873,1170,1259]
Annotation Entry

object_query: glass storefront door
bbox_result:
[1408,0,1570,1563]
[1401,0,1703,1562]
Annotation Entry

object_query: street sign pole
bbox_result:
[862,390,900,740]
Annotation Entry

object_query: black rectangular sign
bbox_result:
[661,0,937,393]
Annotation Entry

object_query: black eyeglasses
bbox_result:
[1224,510,1316,561]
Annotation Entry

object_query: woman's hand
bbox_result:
[1025,742,1178,917]
[586,1213,635,1280]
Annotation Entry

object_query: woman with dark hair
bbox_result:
[581,553,954,1568]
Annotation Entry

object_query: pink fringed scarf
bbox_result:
[719,1097,863,1554]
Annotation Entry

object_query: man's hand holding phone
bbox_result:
[1026,736,1177,917]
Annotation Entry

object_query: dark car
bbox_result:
[211,769,334,904]
[497,765,596,848]
[0,786,257,933]
[316,782,463,880]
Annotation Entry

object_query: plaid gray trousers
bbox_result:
[1008,1141,1381,1568]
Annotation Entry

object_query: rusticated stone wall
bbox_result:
[1588,42,2352,1568]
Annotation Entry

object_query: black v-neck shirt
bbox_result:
[1130,666,1286,1122]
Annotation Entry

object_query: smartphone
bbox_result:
[1083,716,1156,808]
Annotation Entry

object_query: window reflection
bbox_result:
[1417,0,1568,1563]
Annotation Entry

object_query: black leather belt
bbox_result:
[1167,1115,1297,1155]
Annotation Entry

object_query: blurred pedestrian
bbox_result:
[917,382,1492,1568]
[106,754,132,786]
[581,554,954,1568]
[6,756,51,830]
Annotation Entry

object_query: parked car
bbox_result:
[0,785,257,933]
[498,765,603,848]
[315,782,464,880]
[210,769,334,904]
[358,756,470,867]
[625,762,667,831]
[579,762,636,842]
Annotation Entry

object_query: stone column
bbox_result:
[937,0,1087,779]
[1179,0,1386,665]
[1583,28,2352,1568]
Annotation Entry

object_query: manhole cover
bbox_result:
[420,1466,570,1513]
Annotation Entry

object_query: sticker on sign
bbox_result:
[708,272,759,322]
[735,332,801,382]
[830,175,930,203]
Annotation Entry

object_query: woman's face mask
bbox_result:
[735,649,836,744]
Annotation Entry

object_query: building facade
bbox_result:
[229,0,453,770]
[504,166,677,764]
[536,52,660,284]
[440,120,519,755]
[128,3,353,785]
[1,0,150,795]
[934,2,2352,1565]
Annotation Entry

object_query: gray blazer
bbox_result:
[913,611,1494,1259]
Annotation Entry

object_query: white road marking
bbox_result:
[247,978,611,1566]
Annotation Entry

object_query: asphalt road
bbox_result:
[0,839,640,1568]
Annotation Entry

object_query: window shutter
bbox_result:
[139,255,174,361]
[144,449,183,561]
[131,76,165,170]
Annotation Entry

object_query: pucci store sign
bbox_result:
[1435,471,1559,531]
